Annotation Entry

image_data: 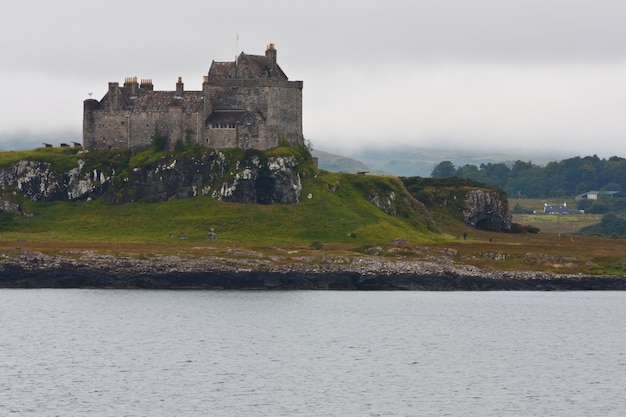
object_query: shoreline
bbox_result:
[1,249,625,290]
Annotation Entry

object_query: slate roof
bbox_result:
[575,190,620,199]
[205,109,266,125]
[125,89,203,112]
[205,110,246,124]
[100,87,204,112]
[208,53,287,80]
[544,205,570,214]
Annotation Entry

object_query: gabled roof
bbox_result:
[544,204,570,214]
[205,109,266,125]
[208,53,287,80]
[205,110,246,124]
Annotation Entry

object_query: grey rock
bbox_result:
[0,151,302,205]
[463,189,512,231]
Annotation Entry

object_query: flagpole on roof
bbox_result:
[235,33,239,63]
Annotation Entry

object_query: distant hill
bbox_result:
[314,145,554,177]
[311,149,380,174]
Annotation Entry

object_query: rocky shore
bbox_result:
[1,249,625,290]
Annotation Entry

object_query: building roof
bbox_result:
[544,204,570,214]
[205,110,246,124]
[575,190,620,198]
[208,53,288,80]
[124,89,203,112]
[205,109,265,125]
[99,86,204,112]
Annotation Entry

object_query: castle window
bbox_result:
[212,123,236,129]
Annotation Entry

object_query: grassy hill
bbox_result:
[2,146,626,277]
[0,146,440,246]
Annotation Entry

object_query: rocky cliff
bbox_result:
[463,189,512,231]
[0,150,302,208]
[401,177,512,232]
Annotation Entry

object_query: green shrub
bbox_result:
[310,241,323,250]
[150,126,168,151]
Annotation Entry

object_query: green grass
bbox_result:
[0,170,439,245]
[4,147,626,276]
[0,147,83,172]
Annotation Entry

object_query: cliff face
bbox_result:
[108,151,302,204]
[0,150,302,207]
[463,189,512,231]
[401,178,512,232]
[0,159,112,202]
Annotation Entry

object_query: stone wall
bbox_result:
[84,46,303,152]
[84,99,203,151]
[203,79,303,150]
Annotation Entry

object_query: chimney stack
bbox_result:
[176,76,184,97]
[266,43,277,77]
[108,82,120,110]
[124,76,139,97]
[140,79,153,91]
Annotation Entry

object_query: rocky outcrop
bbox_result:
[0,151,302,206]
[367,190,398,216]
[108,151,301,204]
[1,249,624,290]
[463,189,512,231]
[0,159,113,202]
[0,198,20,213]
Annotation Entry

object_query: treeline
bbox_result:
[431,155,626,198]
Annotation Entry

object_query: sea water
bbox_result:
[1,289,624,416]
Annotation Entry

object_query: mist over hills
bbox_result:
[0,132,585,179]
[313,145,556,177]
[0,132,82,151]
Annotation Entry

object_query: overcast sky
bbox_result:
[2,0,626,158]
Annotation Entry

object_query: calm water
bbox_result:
[1,290,625,417]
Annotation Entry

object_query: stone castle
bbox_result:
[83,44,303,151]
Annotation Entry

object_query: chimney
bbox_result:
[140,79,153,91]
[176,76,184,97]
[108,82,120,110]
[124,76,139,97]
[266,43,277,76]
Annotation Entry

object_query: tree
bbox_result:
[174,138,185,153]
[431,161,456,178]
[184,128,194,144]
[597,213,626,235]
[150,126,168,151]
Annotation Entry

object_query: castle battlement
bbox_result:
[83,44,303,152]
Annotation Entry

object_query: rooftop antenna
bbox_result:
[88,92,92,98]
